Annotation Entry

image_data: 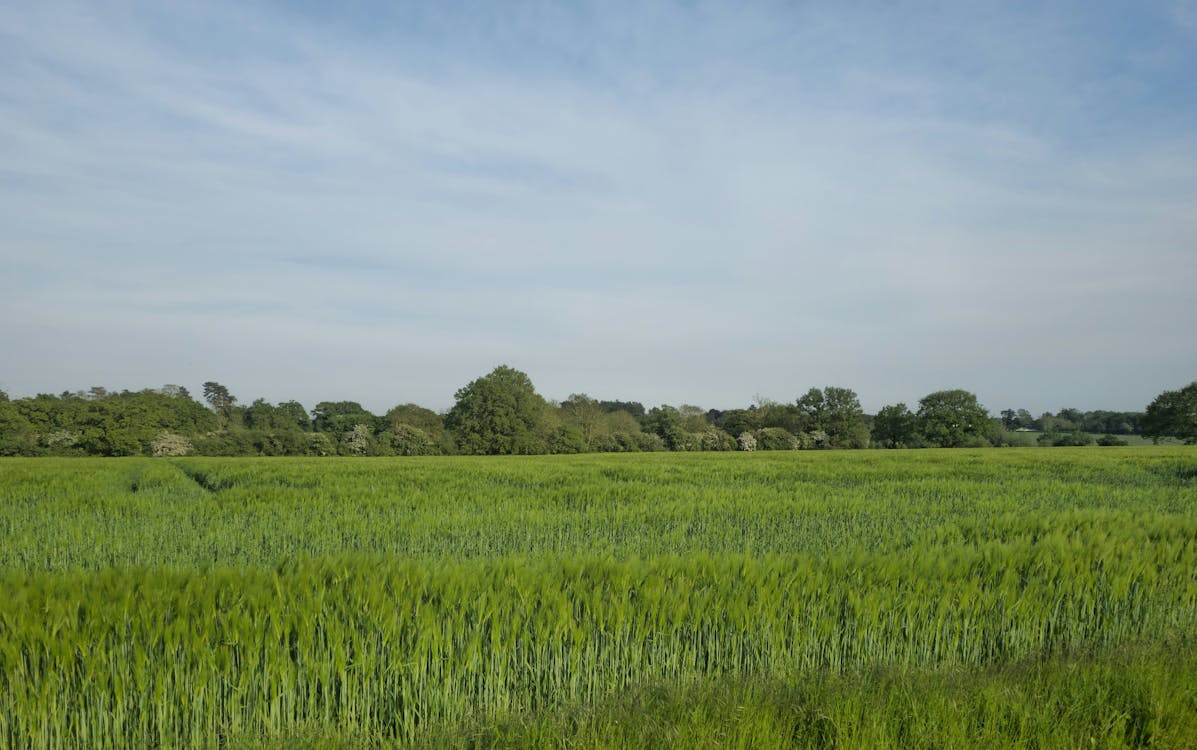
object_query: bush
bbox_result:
[391,424,438,456]
[590,434,622,453]
[755,428,800,451]
[631,433,665,452]
[547,425,587,454]
[1038,431,1094,447]
[698,429,737,451]
[1097,434,1128,447]
[803,429,830,449]
[150,431,192,457]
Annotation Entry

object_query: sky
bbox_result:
[2,0,1195,416]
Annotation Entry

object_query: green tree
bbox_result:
[445,366,548,455]
[202,382,237,427]
[677,405,709,433]
[275,401,311,431]
[312,402,379,434]
[1000,409,1018,430]
[714,408,760,437]
[873,403,917,448]
[697,428,737,451]
[754,427,800,450]
[796,386,870,448]
[0,397,36,455]
[916,389,993,448]
[244,399,282,431]
[642,406,699,451]
[1141,381,1197,444]
[341,423,374,455]
[560,394,606,448]
[390,424,437,456]
[385,403,443,437]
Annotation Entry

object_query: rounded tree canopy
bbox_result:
[916,389,992,448]
[445,365,547,455]
[1141,381,1197,444]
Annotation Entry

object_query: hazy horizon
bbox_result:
[3,1,1195,416]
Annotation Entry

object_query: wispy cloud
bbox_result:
[2,0,1195,413]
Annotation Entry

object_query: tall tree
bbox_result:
[796,386,870,448]
[560,394,605,448]
[202,382,237,427]
[1141,381,1197,444]
[311,402,379,434]
[445,366,547,455]
[159,384,191,399]
[385,403,443,438]
[916,389,993,447]
[873,403,917,448]
[276,401,312,431]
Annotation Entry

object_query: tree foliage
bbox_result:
[560,394,606,449]
[1141,381,1197,444]
[916,390,993,448]
[796,387,870,448]
[445,366,548,455]
[202,382,237,426]
[873,403,917,448]
[0,370,1166,456]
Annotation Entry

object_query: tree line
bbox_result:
[0,367,1191,457]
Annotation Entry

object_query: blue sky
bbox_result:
[2,0,1195,415]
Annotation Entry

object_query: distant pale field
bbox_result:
[1005,431,1181,446]
[1,448,1196,748]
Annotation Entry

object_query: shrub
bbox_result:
[150,431,192,457]
[755,427,800,450]
[391,424,438,456]
[698,429,737,451]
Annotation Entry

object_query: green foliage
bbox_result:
[245,398,310,432]
[873,403,918,448]
[753,426,800,450]
[916,389,994,448]
[641,406,696,451]
[546,424,587,454]
[0,378,1162,457]
[445,366,548,455]
[340,423,374,455]
[312,401,380,435]
[0,399,35,456]
[697,428,737,451]
[796,386,870,448]
[713,408,759,437]
[389,424,438,456]
[559,394,606,449]
[1142,381,1197,444]
[150,431,193,457]
[598,400,645,417]
[1038,430,1096,447]
[1098,434,1129,447]
[384,403,443,439]
[202,381,238,426]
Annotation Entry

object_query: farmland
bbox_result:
[2,448,1197,748]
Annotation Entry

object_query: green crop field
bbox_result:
[2,448,1197,748]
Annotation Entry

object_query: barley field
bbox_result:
[2,448,1196,748]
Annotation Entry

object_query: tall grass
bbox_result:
[1,448,1193,570]
[0,448,1195,747]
